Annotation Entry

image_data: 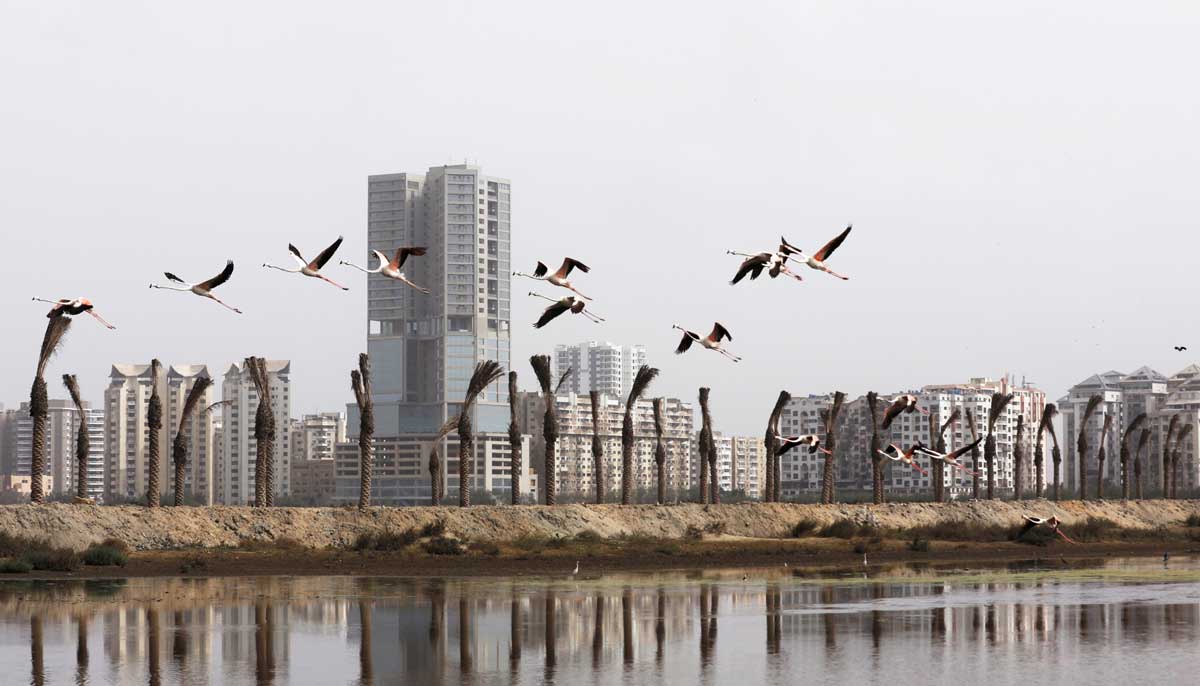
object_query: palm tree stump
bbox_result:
[531,355,558,505]
[1118,413,1146,501]
[935,409,960,504]
[764,391,790,503]
[458,361,504,508]
[245,357,275,508]
[171,375,213,506]
[699,388,713,504]
[146,359,163,508]
[984,392,1013,501]
[1133,428,1151,500]
[62,374,90,503]
[966,409,981,500]
[652,398,667,505]
[1162,414,1180,499]
[620,365,658,504]
[1096,413,1115,500]
[867,392,885,504]
[820,392,845,505]
[508,372,523,505]
[1013,415,1025,501]
[1077,395,1103,501]
[29,317,71,504]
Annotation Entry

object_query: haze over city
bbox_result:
[3,1,1199,433]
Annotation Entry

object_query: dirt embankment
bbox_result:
[1,500,1196,552]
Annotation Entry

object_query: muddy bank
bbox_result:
[1,500,1196,552]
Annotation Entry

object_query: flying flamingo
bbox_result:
[513,258,592,299]
[915,438,984,477]
[778,225,853,280]
[774,434,832,457]
[149,260,242,313]
[262,236,349,290]
[878,443,928,476]
[1019,515,1077,544]
[725,251,804,285]
[32,298,116,330]
[340,247,430,294]
[529,292,604,328]
[673,322,741,362]
[882,394,928,428]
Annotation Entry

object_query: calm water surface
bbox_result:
[2,556,1199,685]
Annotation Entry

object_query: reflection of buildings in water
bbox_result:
[4,574,1200,682]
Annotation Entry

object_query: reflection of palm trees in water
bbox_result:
[591,593,605,669]
[358,600,373,686]
[509,594,522,669]
[148,607,162,686]
[459,597,473,675]
[622,588,634,666]
[768,585,785,655]
[544,590,557,683]
[654,589,666,667]
[75,614,89,686]
[171,610,187,673]
[31,615,45,686]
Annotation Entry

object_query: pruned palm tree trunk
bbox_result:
[698,388,712,503]
[621,365,658,504]
[1095,413,1114,500]
[984,393,1013,501]
[531,355,558,505]
[1036,405,1057,500]
[62,374,89,503]
[1013,415,1025,501]
[428,416,457,507]
[171,376,213,506]
[652,398,667,505]
[590,391,605,504]
[1119,413,1146,501]
[349,354,374,509]
[867,392,884,504]
[764,391,790,503]
[246,358,276,507]
[146,359,163,508]
[935,409,959,504]
[1076,395,1103,501]
[508,372,522,506]
[1134,428,1151,500]
[1162,414,1179,499]
[820,392,845,505]
[966,409,981,499]
[32,319,76,504]
[929,414,941,502]
[702,390,719,504]
[29,317,71,505]
[458,361,504,508]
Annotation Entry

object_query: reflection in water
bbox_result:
[2,558,1200,685]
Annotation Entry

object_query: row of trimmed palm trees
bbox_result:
[27,329,1194,507]
[26,317,224,507]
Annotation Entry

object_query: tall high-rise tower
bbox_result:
[365,164,512,433]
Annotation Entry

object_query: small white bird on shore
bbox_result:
[572,561,580,576]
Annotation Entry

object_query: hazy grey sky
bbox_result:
[3,1,1198,433]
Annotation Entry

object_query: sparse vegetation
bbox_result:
[472,541,501,556]
[908,537,930,553]
[423,536,465,556]
[24,548,81,572]
[82,544,128,567]
[0,558,32,574]
[1184,513,1200,528]
[791,519,820,538]
[179,557,208,574]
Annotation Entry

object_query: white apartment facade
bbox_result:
[552,342,648,399]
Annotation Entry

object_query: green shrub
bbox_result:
[704,521,728,536]
[423,536,464,556]
[1073,517,1120,542]
[684,524,705,540]
[82,545,128,567]
[1184,513,1200,528]
[24,548,81,572]
[99,538,131,554]
[573,530,603,543]
[373,530,419,551]
[0,558,32,574]
[791,519,820,538]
